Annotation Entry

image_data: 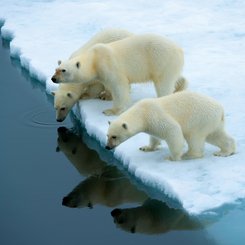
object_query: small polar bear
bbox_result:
[51,29,133,121]
[52,33,187,115]
[52,82,111,122]
[106,91,236,161]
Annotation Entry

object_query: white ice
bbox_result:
[1,0,245,214]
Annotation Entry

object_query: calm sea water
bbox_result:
[0,34,244,245]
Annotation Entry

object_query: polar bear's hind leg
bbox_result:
[206,128,236,157]
[183,135,205,160]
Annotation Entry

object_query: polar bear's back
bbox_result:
[137,91,224,136]
[160,91,224,134]
[70,29,133,58]
[108,34,184,82]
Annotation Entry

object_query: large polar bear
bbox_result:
[52,34,187,115]
[106,91,236,161]
[51,29,133,121]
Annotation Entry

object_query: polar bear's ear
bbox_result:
[67,92,73,98]
[76,61,80,68]
[122,123,128,130]
[58,60,62,65]
[51,91,56,96]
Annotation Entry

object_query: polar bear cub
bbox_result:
[106,91,236,161]
[52,82,111,122]
[52,34,186,115]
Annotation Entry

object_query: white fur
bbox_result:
[107,91,236,161]
[51,29,132,121]
[70,28,134,58]
[52,82,111,122]
[57,34,186,115]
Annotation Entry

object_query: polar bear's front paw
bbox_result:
[139,146,158,152]
[165,155,181,161]
[103,108,121,116]
[213,151,233,157]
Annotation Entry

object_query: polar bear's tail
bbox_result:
[174,76,188,93]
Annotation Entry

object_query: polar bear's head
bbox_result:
[52,89,79,122]
[51,51,96,84]
[106,120,132,150]
[51,59,81,84]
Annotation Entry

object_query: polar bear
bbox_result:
[52,34,187,115]
[111,199,202,234]
[52,28,133,82]
[51,29,133,121]
[52,82,111,122]
[106,91,236,161]
[62,165,148,208]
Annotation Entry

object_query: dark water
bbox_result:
[0,35,244,245]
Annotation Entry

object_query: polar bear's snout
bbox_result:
[106,135,120,150]
[56,118,64,122]
[51,75,59,83]
[105,144,115,150]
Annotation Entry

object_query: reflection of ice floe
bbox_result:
[111,199,203,234]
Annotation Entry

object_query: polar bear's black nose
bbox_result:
[51,76,57,83]
[105,145,111,150]
[57,118,64,122]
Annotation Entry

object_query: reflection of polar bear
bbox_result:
[51,29,133,121]
[106,91,236,161]
[62,166,148,209]
[56,127,106,176]
[111,199,202,234]
[52,34,187,115]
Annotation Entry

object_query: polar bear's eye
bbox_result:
[61,69,66,73]
[60,107,66,111]
[112,136,117,139]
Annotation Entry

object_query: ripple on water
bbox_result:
[21,106,70,128]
